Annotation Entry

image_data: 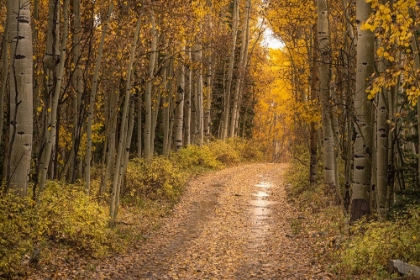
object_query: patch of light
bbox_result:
[262,28,284,49]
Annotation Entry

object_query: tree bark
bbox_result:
[144,11,158,158]
[316,0,339,203]
[174,47,185,151]
[351,0,375,222]
[230,0,250,138]
[84,0,114,194]
[110,16,141,224]
[222,0,239,140]
[6,0,34,196]
[184,48,192,146]
[38,0,69,193]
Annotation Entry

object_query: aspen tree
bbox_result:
[6,0,33,195]
[39,0,69,192]
[144,9,158,158]
[375,41,390,220]
[163,57,174,156]
[68,0,84,183]
[309,25,319,186]
[351,0,374,222]
[110,16,142,223]
[0,11,8,150]
[316,0,339,203]
[230,0,251,138]
[194,43,204,146]
[340,0,356,210]
[204,0,213,142]
[184,47,192,146]
[222,0,239,140]
[84,0,114,194]
[174,47,185,151]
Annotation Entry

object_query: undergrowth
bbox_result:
[0,138,265,277]
[284,148,420,279]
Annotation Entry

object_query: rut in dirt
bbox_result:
[94,163,325,279]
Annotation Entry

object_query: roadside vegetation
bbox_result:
[284,148,420,279]
[0,139,265,278]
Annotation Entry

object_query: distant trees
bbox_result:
[0,0,263,220]
[265,0,420,221]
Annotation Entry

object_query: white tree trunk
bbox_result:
[144,11,158,158]
[84,0,114,194]
[174,47,185,151]
[110,16,141,223]
[39,0,69,192]
[222,0,239,140]
[316,0,339,203]
[194,43,204,146]
[230,0,250,138]
[351,0,374,222]
[376,50,390,221]
[68,0,83,183]
[184,48,192,146]
[7,0,33,196]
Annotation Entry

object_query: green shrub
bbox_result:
[333,207,420,276]
[125,157,186,202]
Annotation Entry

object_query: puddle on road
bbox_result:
[254,182,272,188]
[253,191,269,197]
[249,181,277,243]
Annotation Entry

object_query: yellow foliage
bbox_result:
[0,182,120,277]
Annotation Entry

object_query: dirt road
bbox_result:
[91,163,324,279]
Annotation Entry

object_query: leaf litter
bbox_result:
[28,163,330,279]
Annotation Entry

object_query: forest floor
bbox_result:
[28,163,333,279]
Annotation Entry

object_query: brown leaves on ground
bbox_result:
[28,163,331,279]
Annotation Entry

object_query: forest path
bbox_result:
[95,163,325,279]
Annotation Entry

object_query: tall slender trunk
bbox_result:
[230,0,250,138]
[68,0,83,183]
[316,0,339,203]
[137,90,142,158]
[100,85,118,197]
[184,48,192,146]
[309,26,318,186]
[115,99,135,221]
[110,16,141,223]
[6,0,34,195]
[194,43,204,146]
[376,52,390,221]
[39,0,69,192]
[144,11,158,158]
[351,0,375,222]
[84,0,114,194]
[222,0,239,140]
[163,57,173,156]
[0,13,8,154]
[174,47,185,151]
[341,0,356,211]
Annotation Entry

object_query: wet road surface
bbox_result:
[87,163,325,279]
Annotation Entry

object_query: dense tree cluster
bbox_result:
[0,0,267,221]
[266,0,420,221]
